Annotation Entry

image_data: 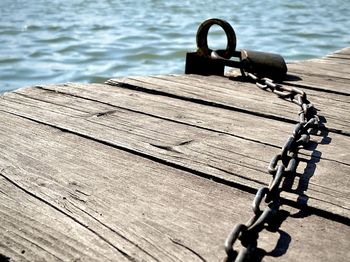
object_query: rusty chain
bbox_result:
[224,73,319,262]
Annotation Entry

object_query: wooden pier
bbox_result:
[0,48,349,261]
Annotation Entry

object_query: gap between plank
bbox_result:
[2,109,350,226]
[106,80,349,137]
[31,86,280,149]
[20,87,349,166]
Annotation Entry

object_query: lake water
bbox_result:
[1,0,349,92]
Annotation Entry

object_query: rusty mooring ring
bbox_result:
[196,18,237,59]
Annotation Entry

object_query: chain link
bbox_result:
[224,73,319,261]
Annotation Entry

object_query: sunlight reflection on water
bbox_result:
[1,0,349,91]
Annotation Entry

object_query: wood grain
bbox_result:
[0,111,252,261]
[0,111,349,261]
[0,47,349,261]
[0,85,349,218]
[107,74,350,134]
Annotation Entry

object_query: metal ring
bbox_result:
[252,187,269,215]
[292,123,303,138]
[281,136,296,161]
[269,165,285,194]
[196,18,237,59]
[224,224,247,256]
[248,205,274,233]
[268,154,282,175]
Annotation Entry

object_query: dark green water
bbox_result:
[1,0,349,92]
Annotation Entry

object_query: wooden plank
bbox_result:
[1,46,349,262]
[287,61,350,79]
[187,73,350,102]
[327,54,350,62]
[0,178,130,262]
[333,47,350,55]
[172,74,350,110]
[286,48,350,94]
[11,84,349,164]
[324,56,350,65]
[0,111,250,261]
[292,57,350,73]
[0,111,349,261]
[106,74,350,134]
[225,66,350,95]
[1,85,349,218]
[285,73,350,95]
[106,47,350,121]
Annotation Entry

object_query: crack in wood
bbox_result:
[0,100,349,225]
[149,143,182,153]
[33,85,288,147]
[207,164,266,186]
[176,139,195,146]
[0,172,136,261]
[107,80,297,125]
[0,110,259,194]
[94,110,117,117]
[106,79,349,137]
[1,104,349,215]
[67,200,160,262]
[169,238,206,262]
[284,81,350,96]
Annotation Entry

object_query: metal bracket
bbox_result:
[185,18,237,76]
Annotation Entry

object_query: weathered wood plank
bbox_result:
[333,47,350,55]
[293,56,350,71]
[0,111,349,261]
[1,46,349,262]
[326,54,350,63]
[1,85,349,218]
[0,111,251,261]
[287,61,350,79]
[225,64,348,95]
[188,73,350,100]
[323,55,350,63]
[106,74,350,134]
[285,73,350,95]
[11,84,349,164]
[286,48,350,94]
[0,178,130,262]
[106,48,350,121]
[182,73,350,105]
[164,74,350,120]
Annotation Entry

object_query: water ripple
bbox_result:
[1,0,350,92]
